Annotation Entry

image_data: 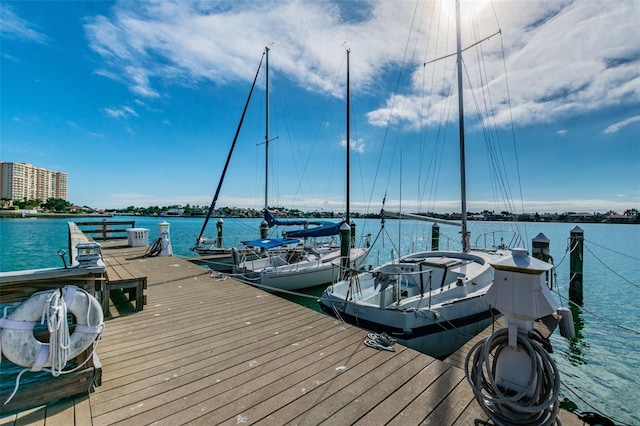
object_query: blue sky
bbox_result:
[1,0,638,214]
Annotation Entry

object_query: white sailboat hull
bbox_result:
[236,247,370,291]
[318,249,509,358]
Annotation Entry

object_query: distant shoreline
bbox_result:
[1,210,637,225]
[0,212,115,219]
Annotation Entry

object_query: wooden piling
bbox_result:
[350,221,356,248]
[340,221,351,278]
[569,226,584,305]
[216,218,223,248]
[532,232,551,262]
[431,223,440,251]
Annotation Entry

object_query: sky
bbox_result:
[1,0,639,214]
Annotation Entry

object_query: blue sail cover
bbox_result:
[241,238,299,249]
[284,222,341,238]
[264,210,334,228]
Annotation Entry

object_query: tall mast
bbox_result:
[346,49,351,224]
[455,0,470,252]
[264,46,270,212]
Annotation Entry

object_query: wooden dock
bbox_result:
[0,241,583,425]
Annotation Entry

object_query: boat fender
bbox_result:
[557,306,576,339]
[231,247,240,265]
[0,285,104,371]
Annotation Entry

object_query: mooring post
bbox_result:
[569,226,584,305]
[260,219,269,239]
[533,232,552,288]
[431,223,439,251]
[350,221,356,248]
[532,232,551,262]
[102,218,108,240]
[340,221,351,279]
[216,218,224,248]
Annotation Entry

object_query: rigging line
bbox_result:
[384,6,426,201]
[271,58,304,205]
[555,292,640,336]
[496,17,527,227]
[424,3,453,214]
[553,237,580,270]
[282,49,347,211]
[558,379,632,426]
[424,30,501,66]
[366,0,421,210]
[584,244,639,289]
[416,0,437,212]
[462,38,521,230]
[470,27,514,219]
[585,239,640,261]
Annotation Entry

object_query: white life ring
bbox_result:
[0,285,104,371]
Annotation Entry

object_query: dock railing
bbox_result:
[72,219,135,241]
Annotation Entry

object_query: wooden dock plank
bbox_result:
[91,310,330,413]
[290,348,422,425]
[326,352,432,425]
[40,397,75,426]
[142,326,368,425]
[13,406,46,426]
[351,358,448,426]
[386,366,465,425]
[2,239,584,425]
[202,335,369,423]
[231,341,385,425]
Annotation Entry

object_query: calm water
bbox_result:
[1,216,638,424]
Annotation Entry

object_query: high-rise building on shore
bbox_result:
[0,162,68,201]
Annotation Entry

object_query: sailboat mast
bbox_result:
[346,49,351,223]
[194,51,265,247]
[264,46,270,212]
[455,0,470,252]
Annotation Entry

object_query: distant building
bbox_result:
[605,213,635,224]
[569,212,596,223]
[161,208,185,216]
[0,162,68,201]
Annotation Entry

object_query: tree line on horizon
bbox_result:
[2,198,639,223]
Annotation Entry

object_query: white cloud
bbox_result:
[104,105,138,119]
[0,4,48,44]
[340,137,366,153]
[82,1,639,131]
[603,115,640,134]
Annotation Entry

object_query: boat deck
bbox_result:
[0,241,582,425]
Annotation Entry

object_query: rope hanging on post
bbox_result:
[464,328,561,426]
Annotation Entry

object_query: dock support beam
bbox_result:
[569,226,584,305]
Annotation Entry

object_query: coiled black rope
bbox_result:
[145,238,163,257]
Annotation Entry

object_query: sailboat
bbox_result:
[233,48,371,291]
[318,1,519,358]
